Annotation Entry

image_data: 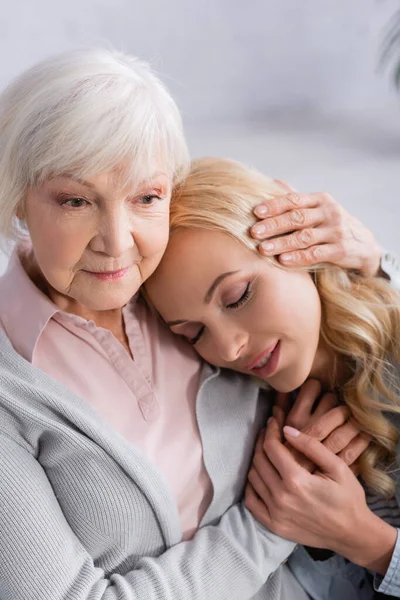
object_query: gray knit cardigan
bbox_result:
[0,331,305,600]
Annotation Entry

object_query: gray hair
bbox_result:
[0,48,189,248]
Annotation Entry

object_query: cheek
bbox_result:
[136,216,170,263]
[26,210,90,274]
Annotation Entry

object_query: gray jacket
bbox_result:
[0,331,306,600]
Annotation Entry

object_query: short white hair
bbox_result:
[0,48,189,248]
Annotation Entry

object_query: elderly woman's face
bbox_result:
[22,169,172,310]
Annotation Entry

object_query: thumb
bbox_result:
[283,426,343,479]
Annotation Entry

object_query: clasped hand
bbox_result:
[245,380,397,574]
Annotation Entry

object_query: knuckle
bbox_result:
[286,474,303,494]
[291,209,306,225]
[325,434,345,454]
[278,491,291,509]
[342,447,356,465]
[309,245,323,262]
[303,423,324,440]
[322,192,335,207]
[267,216,279,232]
[286,193,302,207]
[328,203,342,223]
[334,226,346,242]
[336,460,348,478]
[297,228,314,246]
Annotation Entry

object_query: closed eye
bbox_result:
[226,282,251,309]
[189,325,205,345]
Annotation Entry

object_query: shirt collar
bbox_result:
[0,247,59,361]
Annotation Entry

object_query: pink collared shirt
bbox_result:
[0,248,213,539]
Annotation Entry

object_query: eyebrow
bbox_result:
[166,270,239,326]
[57,171,169,191]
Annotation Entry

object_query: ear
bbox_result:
[273,179,299,193]
[15,203,25,220]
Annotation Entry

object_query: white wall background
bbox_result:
[0,0,398,121]
[0,0,399,271]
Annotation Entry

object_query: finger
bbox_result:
[337,434,371,466]
[284,443,316,474]
[275,391,291,415]
[253,192,320,220]
[245,482,272,527]
[259,227,332,257]
[248,465,273,506]
[322,421,359,456]
[277,243,347,268]
[302,406,349,441]
[273,405,286,431]
[283,427,347,479]
[253,448,283,489]
[286,379,322,430]
[312,392,338,419]
[263,418,308,480]
[251,207,325,240]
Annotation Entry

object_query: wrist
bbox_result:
[340,511,397,575]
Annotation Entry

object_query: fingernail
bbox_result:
[280,254,293,262]
[252,224,266,236]
[267,416,274,424]
[261,241,274,253]
[254,205,268,217]
[283,425,300,437]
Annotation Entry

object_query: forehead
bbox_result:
[146,229,258,308]
[161,229,253,274]
[42,166,172,193]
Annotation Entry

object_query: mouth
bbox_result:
[245,341,281,379]
[84,266,131,281]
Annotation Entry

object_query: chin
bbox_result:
[267,365,311,394]
[77,286,139,312]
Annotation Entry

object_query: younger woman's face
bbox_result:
[146,229,322,392]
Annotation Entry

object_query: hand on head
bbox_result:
[251,181,382,277]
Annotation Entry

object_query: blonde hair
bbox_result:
[0,48,189,250]
[170,156,400,498]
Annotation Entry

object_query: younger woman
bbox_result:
[147,157,400,598]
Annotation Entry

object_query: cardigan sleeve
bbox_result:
[0,431,295,600]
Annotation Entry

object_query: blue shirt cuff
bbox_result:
[374,527,400,595]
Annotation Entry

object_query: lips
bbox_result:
[245,342,279,371]
[84,266,131,281]
[245,341,281,379]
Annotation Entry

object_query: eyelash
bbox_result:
[226,282,251,309]
[137,194,162,206]
[189,282,252,345]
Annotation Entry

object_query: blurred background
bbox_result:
[0,0,399,272]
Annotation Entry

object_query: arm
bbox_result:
[250,182,400,286]
[0,432,295,600]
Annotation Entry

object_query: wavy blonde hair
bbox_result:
[170,156,400,498]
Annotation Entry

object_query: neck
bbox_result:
[310,337,353,390]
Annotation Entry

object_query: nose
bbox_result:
[213,326,247,364]
[90,207,135,258]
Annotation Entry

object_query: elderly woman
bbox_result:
[0,48,397,600]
